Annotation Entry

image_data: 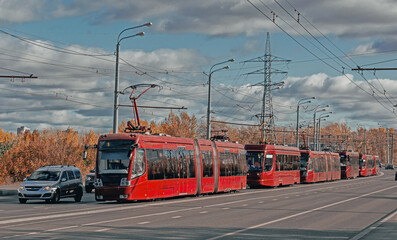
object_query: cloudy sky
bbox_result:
[0,0,397,134]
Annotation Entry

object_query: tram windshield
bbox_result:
[247,151,273,172]
[359,159,366,169]
[340,154,347,166]
[300,153,309,171]
[98,140,135,174]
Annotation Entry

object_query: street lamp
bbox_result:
[296,97,315,147]
[113,22,152,134]
[316,112,332,150]
[357,124,367,154]
[206,59,234,139]
[313,105,329,149]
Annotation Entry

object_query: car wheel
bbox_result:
[85,187,92,193]
[19,198,27,204]
[74,187,83,202]
[51,190,60,204]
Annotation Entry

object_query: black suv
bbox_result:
[17,165,84,204]
[385,164,394,170]
[85,169,95,193]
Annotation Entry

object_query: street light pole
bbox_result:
[296,97,315,147]
[313,105,329,150]
[317,112,331,150]
[113,22,152,134]
[206,59,234,140]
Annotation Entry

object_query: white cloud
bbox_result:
[2,0,397,40]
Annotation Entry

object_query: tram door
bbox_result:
[178,147,188,195]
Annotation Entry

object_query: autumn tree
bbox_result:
[159,112,198,138]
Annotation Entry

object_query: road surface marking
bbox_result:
[200,211,208,214]
[172,216,181,219]
[95,228,110,232]
[45,225,79,232]
[138,221,150,225]
[208,185,397,240]
[83,207,200,226]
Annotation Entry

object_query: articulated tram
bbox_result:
[300,149,341,183]
[93,133,247,202]
[245,144,300,187]
[339,151,360,179]
[359,154,377,177]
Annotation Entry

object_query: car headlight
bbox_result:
[43,186,51,191]
[18,186,24,191]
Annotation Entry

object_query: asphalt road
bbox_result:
[0,171,396,239]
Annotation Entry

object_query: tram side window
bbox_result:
[131,149,145,179]
[187,150,196,178]
[275,155,280,171]
[238,152,244,175]
[178,147,188,178]
[164,149,178,179]
[201,151,213,178]
[231,152,237,176]
[264,154,273,172]
[320,156,327,172]
[219,151,231,177]
[146,149,165,180]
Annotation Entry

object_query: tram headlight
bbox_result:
[94,178,103,187]
[120,178,131,186]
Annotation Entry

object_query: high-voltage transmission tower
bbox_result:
[244,33,290,144]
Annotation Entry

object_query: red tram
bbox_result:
[300,150,341,183]
[93,133,247,202]
[339,151,359,179]
[245,145,300,187]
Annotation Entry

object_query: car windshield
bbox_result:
[29,171,60,181]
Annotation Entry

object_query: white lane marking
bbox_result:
[222,208,230,210]
[350,209,397,240]
[2,234,22,239]
[200,211,208,214]
[138,221,150,225]
[172,216,181,219]
[272,199,278,201]
[83,207,200,226]
[208,185,397,240]
[284,197,289,199]
[381,209,397,223]
[242,204,248,207]
[258,201,264,203]
[95,228,110,232]
[45,225,79,232]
